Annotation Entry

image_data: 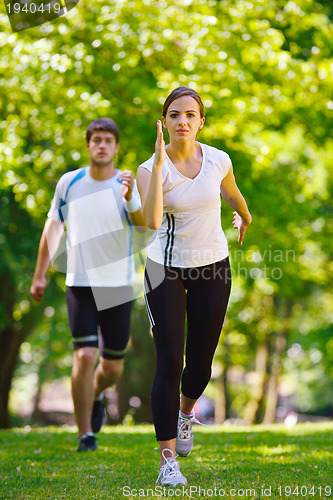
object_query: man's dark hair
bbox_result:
[86,118,120,144]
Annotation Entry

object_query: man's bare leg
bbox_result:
[71,347,98,436]
[93,358,124,397]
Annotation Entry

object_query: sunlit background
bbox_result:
[0,0,332,429]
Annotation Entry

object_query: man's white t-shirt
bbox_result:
[48,167,139,287]
[138,143,231,268]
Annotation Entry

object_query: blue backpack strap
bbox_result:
[58,168,87,222]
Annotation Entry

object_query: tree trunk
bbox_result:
[0,273,37,428]
[263,333,287,424]
[31,376,42,424]
[214,363,228,423]
[244,340,269,424]
[0,326,25,428]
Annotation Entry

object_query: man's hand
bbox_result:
[30,276,47,301]
[119,170,134,201]
[232,211,251,245]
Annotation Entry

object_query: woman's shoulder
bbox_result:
[201,143,230,161]
[138,154,155,172]
[201,143,231,178]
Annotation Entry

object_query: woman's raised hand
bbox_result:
[154,120,165,168]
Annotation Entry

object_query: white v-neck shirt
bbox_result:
[138,143,231,268]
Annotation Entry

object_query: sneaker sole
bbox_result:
[77,443,98,452]
[176,440,192,457]
[162,480,188,487]
[176,449,191,457]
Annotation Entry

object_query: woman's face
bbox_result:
[162,95,205,143]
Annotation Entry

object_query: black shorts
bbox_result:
[66,286,133,360]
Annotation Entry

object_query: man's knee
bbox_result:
[100,358,124,379]
[74,347,98,370]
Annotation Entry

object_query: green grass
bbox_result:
[1,423,332,499]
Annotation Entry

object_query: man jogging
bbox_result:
[30,118,145,451]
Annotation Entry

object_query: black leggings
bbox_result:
[144,257,231,441]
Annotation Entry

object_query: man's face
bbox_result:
[86,131,119,167]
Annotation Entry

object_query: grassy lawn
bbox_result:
[0,422,332,499]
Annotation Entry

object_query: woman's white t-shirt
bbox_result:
[138,143,231,268]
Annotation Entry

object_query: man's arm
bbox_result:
[119,169,146,233]
[30,218,64,301]
[127,208,146,233]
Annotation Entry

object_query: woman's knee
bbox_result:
[156,353,183,381]
[182,366,212,396]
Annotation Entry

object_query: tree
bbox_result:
[1,0,332,426]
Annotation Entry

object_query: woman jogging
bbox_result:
[136,86,252,486]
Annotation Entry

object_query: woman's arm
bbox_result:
[220,163,252,245]
[136,121,165,230]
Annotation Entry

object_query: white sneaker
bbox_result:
[156,449,187,486]
[175,409,203,457]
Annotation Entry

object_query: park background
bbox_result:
[0,0,332,433]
